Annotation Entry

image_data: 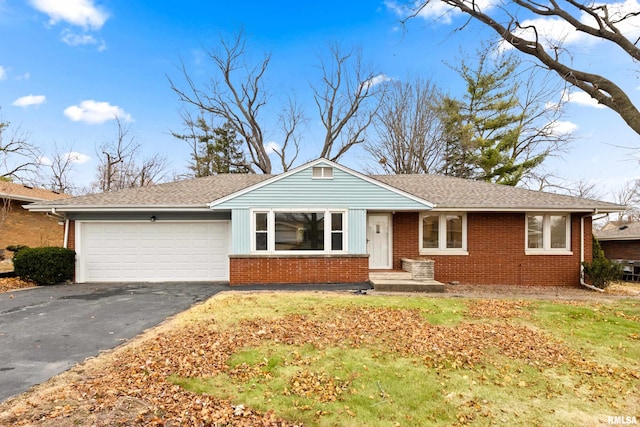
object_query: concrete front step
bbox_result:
[369,271,412,281]
[371,279,445,293]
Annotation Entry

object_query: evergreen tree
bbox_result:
[173,115,251,177]
[438,46,547,186]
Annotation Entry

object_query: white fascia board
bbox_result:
[430,207,626,213]
[595,236,640,241]
[0,193,49,203]
[208,158,435,209]
[25,205,214,213]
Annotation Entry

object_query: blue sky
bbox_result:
[1,0,638,200]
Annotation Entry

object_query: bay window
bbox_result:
[419,212,467,254]
[253,210,346,253]
[526,214,571,253]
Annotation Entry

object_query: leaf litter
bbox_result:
[0,295,638,426]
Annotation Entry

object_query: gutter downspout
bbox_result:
[580,210,605,292]
[63,219,69,249]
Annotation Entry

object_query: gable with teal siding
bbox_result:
[210,160,434,210]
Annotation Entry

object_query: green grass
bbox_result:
[527,300,640,366]
[170,292,640,426]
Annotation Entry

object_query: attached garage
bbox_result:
[76,221,230,283]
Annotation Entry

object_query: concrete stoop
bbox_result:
[369,271,445,293]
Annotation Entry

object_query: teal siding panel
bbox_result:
[214,167,430,210]
[231,208,250,254]
[349,209,367,254]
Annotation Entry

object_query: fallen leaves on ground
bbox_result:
[0,277,35,293]
[0,297,638,426]
[466,299,532,319]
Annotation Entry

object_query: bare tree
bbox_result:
[93,118,168,192]
[0,114,40,182]
[365,77,445,174]
[45,143,78,195]
[273,98,305,172]
[406,1,640,136]
[169,31,271,173]
[313,44,384,162]
[613,180,640,221]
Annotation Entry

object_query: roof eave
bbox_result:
[25,205,216,213]
[431,207,625,213]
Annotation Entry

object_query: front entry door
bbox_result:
[367,214,391,269]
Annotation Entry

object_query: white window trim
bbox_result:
[251,208,348,254]
[419,212,468,256]
[525,213,572,255]
[311,166,334,179]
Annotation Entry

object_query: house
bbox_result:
[0,182,70,258]
[595,221,640,261]
[25,159,624,286]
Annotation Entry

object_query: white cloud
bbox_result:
[562,90,606,109]
[61,30,107,51]
[385,0,496,24]
[264,141,281,155]
[29,0,108,30]
[12,94,46,108]
[39,152,90,166]
[548,120,578,135]
[61,29,95,46]
[16,72,31,80]
[63,151,91,164]
[0,65,6,81]
[38,156,52,166]
[64,100,132,124]
[503,0,640,51]
[364,73,393,89]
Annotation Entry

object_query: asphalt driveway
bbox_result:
[0,282,227,402]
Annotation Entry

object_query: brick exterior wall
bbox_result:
[392,212,591,287]
[0,199,65,257]
[229,255,369,285]
[599,240,640,261]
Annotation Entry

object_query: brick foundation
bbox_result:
[392,212,591,287]
[229,254,369,285]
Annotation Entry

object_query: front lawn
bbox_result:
[1,292,638,426]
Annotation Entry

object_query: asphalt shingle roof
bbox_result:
[27,172,623,212]
[595,222,640,240]
[0,181,70,202]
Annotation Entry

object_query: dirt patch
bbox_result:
[440,282,640,301]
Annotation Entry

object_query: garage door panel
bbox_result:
[79,222,229,283]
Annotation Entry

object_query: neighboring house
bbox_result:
[25,159,624,286]
[595,221,640,261]
[0,182,70,257]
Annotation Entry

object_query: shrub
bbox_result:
[6,245,29,254]
[582,236,623,289]
[13,247,75,286]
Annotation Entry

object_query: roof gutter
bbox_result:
[25,205,214,213]
[580,210,605,293]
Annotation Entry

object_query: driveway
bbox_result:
[0,282,227,402]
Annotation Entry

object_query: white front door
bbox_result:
[367,214,391,269]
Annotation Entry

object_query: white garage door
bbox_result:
[77,221,230,283]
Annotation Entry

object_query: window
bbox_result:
[255,212,268,251]
[419,212,467,254]
[526,214,570,253]
[312,166,333,179]
[253,210,346,253]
